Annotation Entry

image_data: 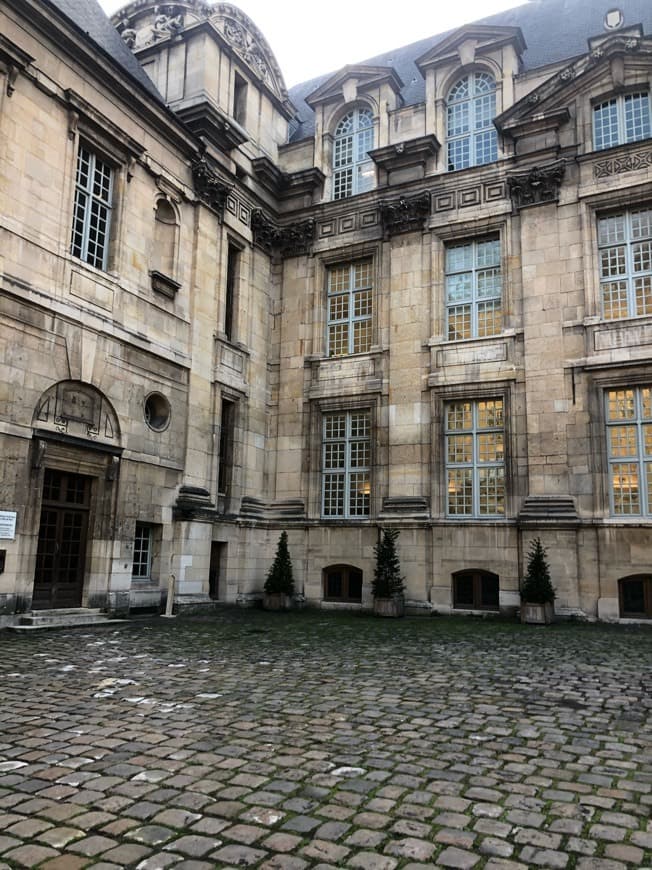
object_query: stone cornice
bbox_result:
[380,192,431,237]
[251,210,315,257]
[0,33,34,96]
[369,135,440,172]
[507,161,566,212]
[251,156,325,200]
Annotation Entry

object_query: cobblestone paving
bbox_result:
[0,611,651,869]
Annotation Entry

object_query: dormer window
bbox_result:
[447,72,497,171]
[333,107,375,200]
[593,92,651,151]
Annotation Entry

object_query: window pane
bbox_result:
[612,463,640,514]
[448,468,473,514]
[624,92,651,143]
[594,99,619,150]
[454,573,474,607]
[621,578,646,615]
[348,569,363,600]
[481,574,499,608]
[607,389,635,420]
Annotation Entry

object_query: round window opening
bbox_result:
[144,392,171,431]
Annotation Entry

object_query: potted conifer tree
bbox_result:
[263,531,294,611]
[520,537,556,624]
[372,528,406,617]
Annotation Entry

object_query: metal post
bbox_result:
[161,573,176,618]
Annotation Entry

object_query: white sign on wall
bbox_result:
[0,512,17,540]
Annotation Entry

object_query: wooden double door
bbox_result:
[33,470,91,609]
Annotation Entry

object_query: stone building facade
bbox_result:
[1,0,652,625]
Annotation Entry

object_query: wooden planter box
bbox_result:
[521,601,554,624]
[263,592,292,611]
[373,596,405,618]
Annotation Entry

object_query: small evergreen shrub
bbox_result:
[521,537,555,604]
[372,528,405,599]
[264,531,294,595]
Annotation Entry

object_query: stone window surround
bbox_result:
[431,215,510,344]
[585,365,652,522]
[591,86,652,152]
[430,381,514,520]
[603,383,652,519]
[308,394,382,521]
[330,103,376,201]
[312,243,381,359]
[65,89,144,278]
[579,190,652,324]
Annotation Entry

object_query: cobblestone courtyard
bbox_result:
[0,611,650,869]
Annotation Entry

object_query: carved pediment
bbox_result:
[305,65,403,109]
[416,25,526,72]
[113,1,295,119]
[33,381,121,445]
[496,28,652,137]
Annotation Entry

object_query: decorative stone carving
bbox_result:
[380,192,431,237]
[594,148,652,177]
[117,4,187,49]
[192,155,232,218]
[223,17,269,81]
[507,161,565,211]
[33,382,120,445]
[251,210,315,257]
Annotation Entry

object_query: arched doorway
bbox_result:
[31,381,121,610]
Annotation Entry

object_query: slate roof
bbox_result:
[287,0,652,141]
[45,0,164,101]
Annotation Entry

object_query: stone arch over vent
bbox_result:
[32,381,121,446]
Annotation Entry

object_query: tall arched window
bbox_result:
[333,107,375,200]
[447,72,497,171]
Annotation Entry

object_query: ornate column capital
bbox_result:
[507,160,566,212]
[380,192,431,237]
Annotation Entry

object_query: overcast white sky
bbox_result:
[99,0,526,86]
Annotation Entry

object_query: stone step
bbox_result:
[8,609,126,632]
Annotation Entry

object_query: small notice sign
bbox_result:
[0,512,17,540]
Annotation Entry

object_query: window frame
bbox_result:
[132,522,153,581]
[446,70,498,172]
[445,397,505,518]
[452,569,500,611]
[605,385,652,518]
[445,235,502,340]
[597,206,652,320]
[593,90,651,152]
[321,408,371,519]
[618,574,652,618]
[323,564,363,602]
[332,106,375,200]
[70,143,114,271]
[327,259,373,357]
